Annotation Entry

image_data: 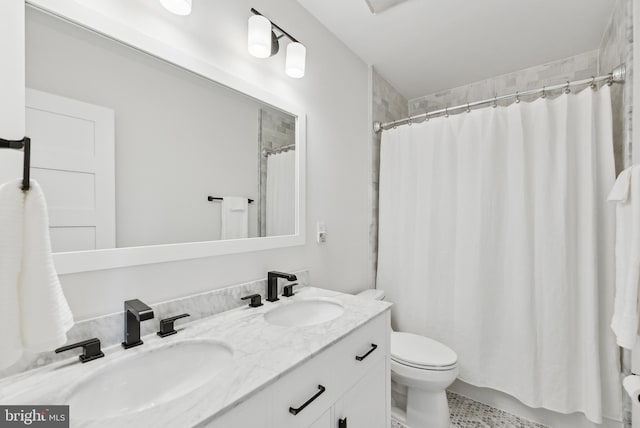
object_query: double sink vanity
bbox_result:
[0,279,391,428]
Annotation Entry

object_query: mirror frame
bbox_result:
[27,0,306,274]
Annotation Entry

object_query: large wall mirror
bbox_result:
[0,3,306,273]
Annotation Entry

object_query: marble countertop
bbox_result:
[0,287,391,428]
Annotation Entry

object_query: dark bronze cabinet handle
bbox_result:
[289,385,326,415]
[355,343,378,361]
[339,417,348,428]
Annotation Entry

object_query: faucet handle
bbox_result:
[55,338,104,363]
[282,283,298,297]
[241,294,263,308]
[157,313,191,338]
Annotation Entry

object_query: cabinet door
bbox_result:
[271,347,341,428]
[309,409,331,428]
[334,360,386,428]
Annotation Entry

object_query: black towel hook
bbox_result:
[0,136,31,191]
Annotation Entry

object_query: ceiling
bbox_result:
[296,0,616,99]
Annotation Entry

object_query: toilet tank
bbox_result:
[357,289,385,301]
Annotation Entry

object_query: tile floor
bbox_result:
[391,392,547,428]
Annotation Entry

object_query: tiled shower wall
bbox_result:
[370,68,408,285]
[599,1,634,426]
[599,0,633,172]
[258,106,296,236]
[407,50,598,116]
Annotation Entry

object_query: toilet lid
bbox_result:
[391,332,457,369]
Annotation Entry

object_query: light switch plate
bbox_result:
[317,222,327,244]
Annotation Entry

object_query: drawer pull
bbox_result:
[289,385,326,415]
[339,417,348,428]
[355,343,378,361]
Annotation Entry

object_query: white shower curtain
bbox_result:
[266,150,296,236]
[377,86,621,423]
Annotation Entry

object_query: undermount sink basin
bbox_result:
[67,339,233,420]
[265,299,345,327]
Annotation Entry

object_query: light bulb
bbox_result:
[248,15,272,59]
[159,0,192,16]
[285,42,306,78]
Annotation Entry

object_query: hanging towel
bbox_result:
[0,179,25,369]
[0,179,74,370]
[221,196,248,240]
[609,165,640,350]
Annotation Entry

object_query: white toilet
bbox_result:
[358,289,458,428]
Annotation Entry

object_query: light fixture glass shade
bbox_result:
[286,43,306,78]
[248,15,273,59]
[159,0,192,15]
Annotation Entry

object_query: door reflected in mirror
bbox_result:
[2,8,298,253]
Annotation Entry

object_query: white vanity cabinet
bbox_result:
[334,359,387,428]
[202,386,271,427]
[204,310,391,428]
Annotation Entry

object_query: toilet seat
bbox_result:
[391,332,457,371]
[392,357,457,371]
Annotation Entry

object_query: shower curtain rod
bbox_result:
[373,64,626,133]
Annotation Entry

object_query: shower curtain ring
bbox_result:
[424,113,429,122]
[541,86,547,99]
[564,81,571,94]
[590,77,597,90]
[445,107,449,118]
[408,117,412,126]
[607,75,614,86]
[492,96,497,108]
[515,92,520,104]
[466,103,471,113]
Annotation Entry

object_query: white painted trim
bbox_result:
[25,0,307,274]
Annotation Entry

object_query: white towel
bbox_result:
[608,165,640,349]
[0,179,25,369]
[220,196,248,240]
[0,179,74,369]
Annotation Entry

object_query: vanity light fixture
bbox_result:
[248,15,275,58]
[285,42,306,78]
[248,9,306,78]
[159,0,192,16]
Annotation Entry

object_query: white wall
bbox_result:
[26,8,263,247]
[31,0,371,320]
[0,0,25,140]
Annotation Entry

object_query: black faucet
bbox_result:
[122,299,154,349]
[241,294,263,308]
[283,283,298,297]
[157,313,190,338]
[266,271,297,302]
[55,338,104,363]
